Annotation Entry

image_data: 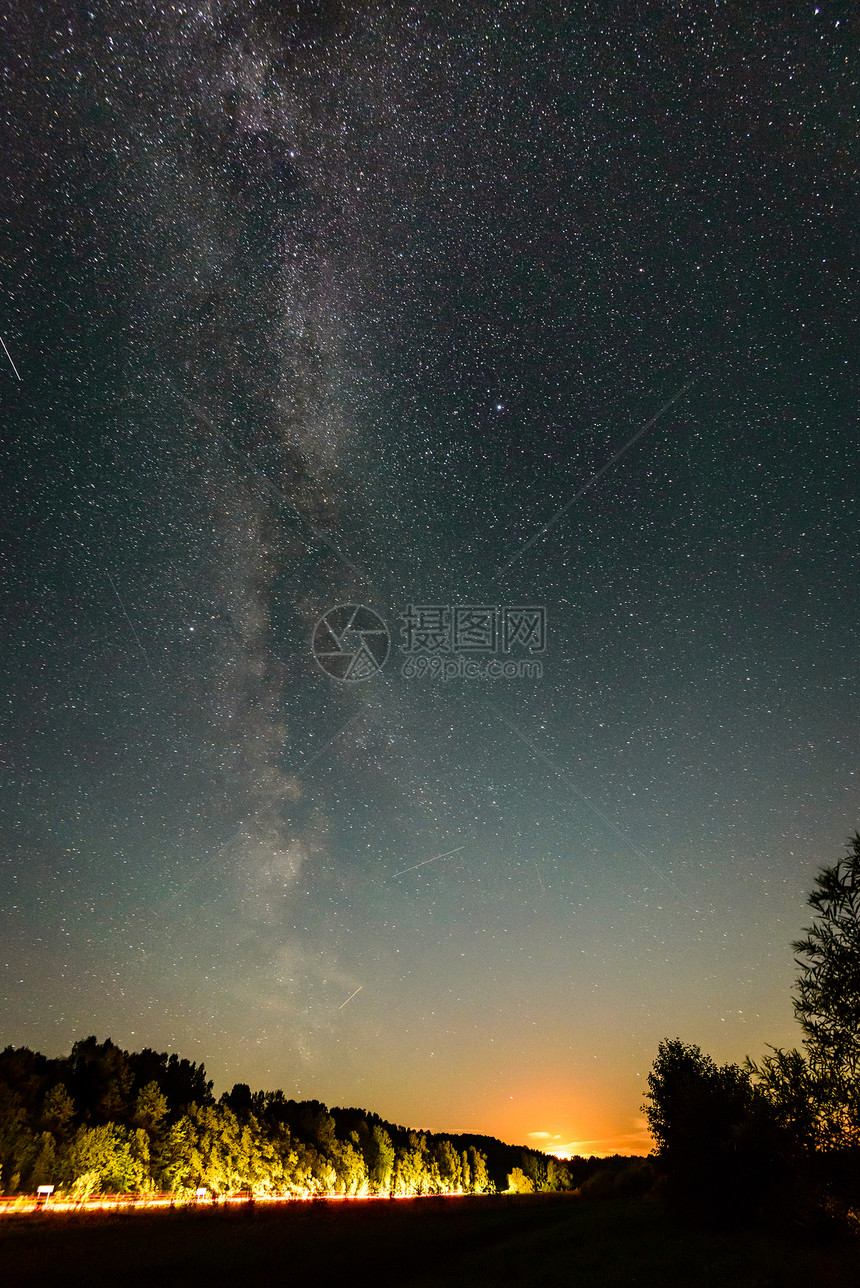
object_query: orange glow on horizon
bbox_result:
[483,1076,654,1160]
[545,1133,653,1160]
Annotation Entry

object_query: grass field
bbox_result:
[1,1194,857,1286]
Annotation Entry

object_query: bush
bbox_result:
[644,1039,789,1225]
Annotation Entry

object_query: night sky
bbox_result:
[1,1,857,1158]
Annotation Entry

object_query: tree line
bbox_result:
[644,833,860,1228]
[0,1038,611,1199]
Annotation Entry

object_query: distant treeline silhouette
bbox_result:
[0,1038,628,1199]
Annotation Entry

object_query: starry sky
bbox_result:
[1,1,857,1157]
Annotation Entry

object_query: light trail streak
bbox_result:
[105,568,159,680]
[495,379,696,575]
[0,335,21,380]
[393,844,466,878]
[337,985,363,1010]
[0,1190,473,1217]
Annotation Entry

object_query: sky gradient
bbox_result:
[1,1,857,1157]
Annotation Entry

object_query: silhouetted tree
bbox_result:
[644,1038,786,1223]
[40,1084,75,1137]
[794,837,860,1070]
[221,1083,253,1118]
[746,1046,823,1154]
[792,834,860,1145]
[742,836,860,1215]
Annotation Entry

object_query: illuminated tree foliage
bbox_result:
[506,1167,534,1194]
[0,1038,596,1198]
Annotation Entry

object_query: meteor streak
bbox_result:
[338,986,363,1010]
[1,335,21,380]
[393,845,466,877]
